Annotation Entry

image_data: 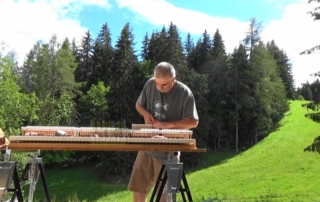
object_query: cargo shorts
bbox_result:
[128,151,164,194]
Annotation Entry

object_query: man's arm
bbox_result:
[136,102,148,117]
[136,103,156,124]
[171,117,198,129]
[152,117,198,130]
[137,101,198,129]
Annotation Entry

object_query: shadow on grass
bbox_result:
[26,151,236,201]
[182,150,236,173]
[25,163,130,202]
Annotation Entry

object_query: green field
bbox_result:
[26,101,320,201]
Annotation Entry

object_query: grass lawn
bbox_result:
[23,100,320,201]
[188,101,320,201]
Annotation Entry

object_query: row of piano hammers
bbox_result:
[20,124,193,139]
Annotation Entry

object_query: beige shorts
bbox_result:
[128,151,164,194]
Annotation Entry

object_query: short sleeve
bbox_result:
[136,78,153,107]
[183,91,199,120]
[136,88,146,106]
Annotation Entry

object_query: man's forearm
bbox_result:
[136,103,148,117]
[170,117,198,129]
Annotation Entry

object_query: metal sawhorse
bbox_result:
[150,152,193,202]
[0,148,51,202]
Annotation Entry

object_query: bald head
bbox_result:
[154,62,176,79]
[153,62,176,93]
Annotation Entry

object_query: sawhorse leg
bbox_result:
[150,152,193,202]
[180,170,192,201]
[0,161,23,202]
[150,164,167,202]
[10,151,51,202]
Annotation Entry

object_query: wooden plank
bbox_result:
[2,143,206,152]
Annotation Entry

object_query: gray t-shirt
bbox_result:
[136,77,199,159]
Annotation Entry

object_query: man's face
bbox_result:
[154,76,175,93]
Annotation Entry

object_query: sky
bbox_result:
[0,0,319,88]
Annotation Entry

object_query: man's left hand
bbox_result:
[152,121,172,129]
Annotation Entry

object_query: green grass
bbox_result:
[25,101,320,201]
[28,164,131,202]
[188,100,320,201]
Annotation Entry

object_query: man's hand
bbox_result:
[143,112,156,124]
[152,121,173,129]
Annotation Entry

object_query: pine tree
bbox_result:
[211,29,226,60]
[90,23,114,87]
[33,43,51,103]
[180,68,210,167]
[165,22,186,75]
[48,38,80,125]
[74,30,94,92]
[299,82,313,100]
[52,38,80,96]
[140,33,149,61]
[108,23,141,125]
[24,36,80,126]
[243,18,262,62]
[19,43,41,94]
[147,26,168,63]
[266,40,295,99]
[250,42,288,139]
[145,23,187,78]
[230,44,257,151]
[184,32,194,58]
[188,30,212,73]
[101,23,142,176]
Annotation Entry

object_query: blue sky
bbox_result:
[80,0,282,46]
[0,0,319,87]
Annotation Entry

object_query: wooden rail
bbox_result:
[1,142,206,152]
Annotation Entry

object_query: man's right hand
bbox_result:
[143,112,156,124]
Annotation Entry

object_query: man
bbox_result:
[128,62,199,202]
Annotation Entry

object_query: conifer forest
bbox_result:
[1,17,319,174]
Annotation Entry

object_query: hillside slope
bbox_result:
[31,101,320,202]
[188,100,320,201]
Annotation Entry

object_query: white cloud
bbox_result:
[1,0,318,88]
[116,0,319,88]
[0,0,111,66]
[261,0,320,87]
